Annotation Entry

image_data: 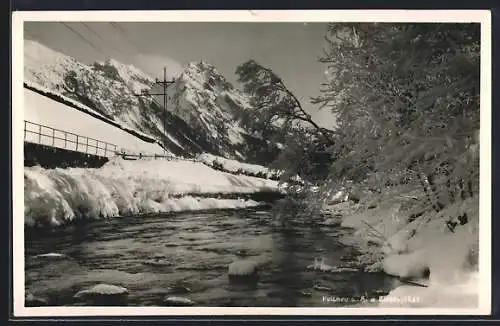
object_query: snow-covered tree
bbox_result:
[236,59,337,146]
[312,23,480,211]
[235,59,339,183]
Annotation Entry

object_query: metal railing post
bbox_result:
[86,137,89,153]
[104,143,107,157]
[38,124,42,144]
[52,128,55,147]
[76,135,79,151]
[64,132,67,149]
[95,141,98,155]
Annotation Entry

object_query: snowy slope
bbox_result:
[24,39,281,163]
[24,85,167,156]
[333,185,480,309]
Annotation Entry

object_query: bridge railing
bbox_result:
[24,120,118,158]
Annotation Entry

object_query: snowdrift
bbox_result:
[378,272,479,308]
[334,187,480,308]
[24,157,280,227]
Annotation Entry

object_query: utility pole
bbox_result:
[134,66,175,156]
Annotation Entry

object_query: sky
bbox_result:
[24,22,336,128]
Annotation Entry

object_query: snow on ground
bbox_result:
[329,186,480,308]
[378,272,479,308]
[24,85,167,156]
[197,153,282,179]
[24,157,279,227]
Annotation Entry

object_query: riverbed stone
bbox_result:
[163,296,196,306]
[74,284,129,300]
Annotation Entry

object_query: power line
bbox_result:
[81,22,112,49]
[109,22,142,53]
[81,22,143,65]
[81,22,134,61]
[60,22,108,57]
[24,29,72,59]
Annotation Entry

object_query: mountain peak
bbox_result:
[97,58,155,84]
[186,61,216,71]
[181,61,233,93]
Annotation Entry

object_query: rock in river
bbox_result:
[163,296,196,306]
[74,284,129,305]
[228,260,260,277]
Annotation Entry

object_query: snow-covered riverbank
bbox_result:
[328,185,480,308]
[24,157,280,227]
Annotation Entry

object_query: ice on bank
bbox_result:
[24,157,280,227]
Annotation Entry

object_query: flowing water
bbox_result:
[25,207,396,307]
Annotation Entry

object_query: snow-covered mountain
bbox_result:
[23,39,280,163]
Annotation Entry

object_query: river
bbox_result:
[25,207,396,307]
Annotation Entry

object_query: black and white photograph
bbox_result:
[12,10,491,316]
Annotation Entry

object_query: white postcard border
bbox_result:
[12,9,492,317]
